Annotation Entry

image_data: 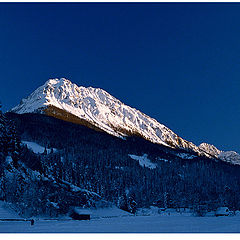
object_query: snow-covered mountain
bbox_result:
[10,78,237,161]
[11,78,207,155]
[199,143,222,158]
[218,151,240,165]
[199,143,240,165]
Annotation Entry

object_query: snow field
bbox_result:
[0,215,240,233]
[22,141,57,154]
[128,154,157,169]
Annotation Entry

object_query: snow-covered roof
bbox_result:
[215,207,229,214]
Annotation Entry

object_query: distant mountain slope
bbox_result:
[199,143,240,165]
[11,78,212,157]
[7,112,198,163]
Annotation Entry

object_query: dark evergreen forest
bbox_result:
[1,109,240,217]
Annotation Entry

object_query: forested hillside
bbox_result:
[0,107,102,217]
[1,111,240,217]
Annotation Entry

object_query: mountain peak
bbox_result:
[45,78,68,86]
[199,143,222,158]
[11,78,217,157]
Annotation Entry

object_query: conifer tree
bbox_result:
[0,103,21,166]
[0,103,7,157]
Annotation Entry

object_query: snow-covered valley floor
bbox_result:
[1,215,240,233]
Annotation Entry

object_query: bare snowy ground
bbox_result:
[1,215,240,233]
[128,154,157,169]
[22,141,57,154]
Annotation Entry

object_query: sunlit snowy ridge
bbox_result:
[11,78,240,164]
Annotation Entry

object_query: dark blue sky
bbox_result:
[0,3,240,152]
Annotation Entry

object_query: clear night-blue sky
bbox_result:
[0,3,240,152]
